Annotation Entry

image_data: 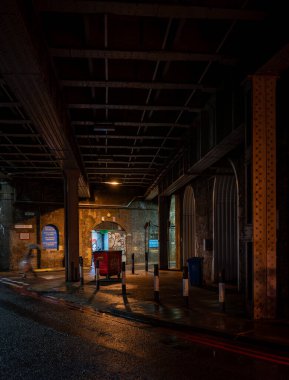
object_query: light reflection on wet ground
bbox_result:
[2,268,289,350]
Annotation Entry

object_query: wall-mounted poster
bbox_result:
[42,225,59,250]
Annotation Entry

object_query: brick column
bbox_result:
[252,75,277,319]
[64,168,80,282]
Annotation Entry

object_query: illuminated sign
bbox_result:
[149,239,159,248]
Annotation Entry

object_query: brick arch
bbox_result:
[213,172,239,285]
[93,221,126,231]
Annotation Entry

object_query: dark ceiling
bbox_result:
[0,1,288,200]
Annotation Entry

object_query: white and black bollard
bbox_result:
[154,264,160,302]
[131,253,135,274]
[95,260,100,290]
[183,265,189,307]
[122,261,126,295]
[218,270,225,312]
[79,256,84,285]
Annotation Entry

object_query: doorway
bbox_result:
[91,221,126,262]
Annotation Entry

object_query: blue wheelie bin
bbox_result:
[187,257,203,286]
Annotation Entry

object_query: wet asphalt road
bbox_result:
[1,284,289,380]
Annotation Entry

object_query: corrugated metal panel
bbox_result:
[214,175,237,283]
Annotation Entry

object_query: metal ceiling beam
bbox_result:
[79,145,174,150]
[1,166,59,170]
[0,144,48,148]
[82,153,167,158]
[89,176,152,179]
[35,1,265,21]
[84,160,162,165]
[51,48,235,64]
[73,121,191,128]
[61,80,217,92]
[1,157,57,162]
[0,133,40,138]
[76,134,181,140]
[87,169,155,174]
[256,44,289,75]
[69,104,200,112]
[0,102,21,108]
[6,170,61,174]
[0,0,90,198]
[88,179,154,184]
[0,152,54,156]
[0,119,31,124]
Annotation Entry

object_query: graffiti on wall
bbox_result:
[108,231,126,251]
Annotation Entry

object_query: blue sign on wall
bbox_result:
[149,239,159,248]
[42,225,58,250]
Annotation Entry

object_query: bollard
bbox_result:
[95,260,100,290]
[145,251,149,272]
[218,270,225,312]
[79,256,84,285]
[131,253,135,274]
[122,261,126,294]
[183,265,189,307]
[154,264,160,302]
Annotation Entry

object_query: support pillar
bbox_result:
[175,193,181,269]
[64,168,80,282]
[0,182,14,270]
[252,75,277,319]
[158,195,170,270]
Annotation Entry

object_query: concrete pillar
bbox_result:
[251,75,277,319]
[0,182,14,270]
[64,169,80,282]
[158,195,170,269]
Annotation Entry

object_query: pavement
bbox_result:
[1,264,289,352]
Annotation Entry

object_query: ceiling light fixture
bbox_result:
[102,181,121,186]
[93,128,115,132]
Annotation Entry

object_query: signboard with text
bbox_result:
[149,239,159,248]
[42,225,58,250]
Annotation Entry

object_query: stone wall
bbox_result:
[79,202,159,267]
[6,197,158,270]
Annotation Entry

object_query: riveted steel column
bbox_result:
[0,182,14,270]
[64,168,80,282]
[252,75,277,319]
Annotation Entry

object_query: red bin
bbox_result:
[93,250,122,278]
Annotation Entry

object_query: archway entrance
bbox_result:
[168,195,176,268]
[213,174,239,285]
[91,221,126,263]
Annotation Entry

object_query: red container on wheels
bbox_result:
[93,250,122,279]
